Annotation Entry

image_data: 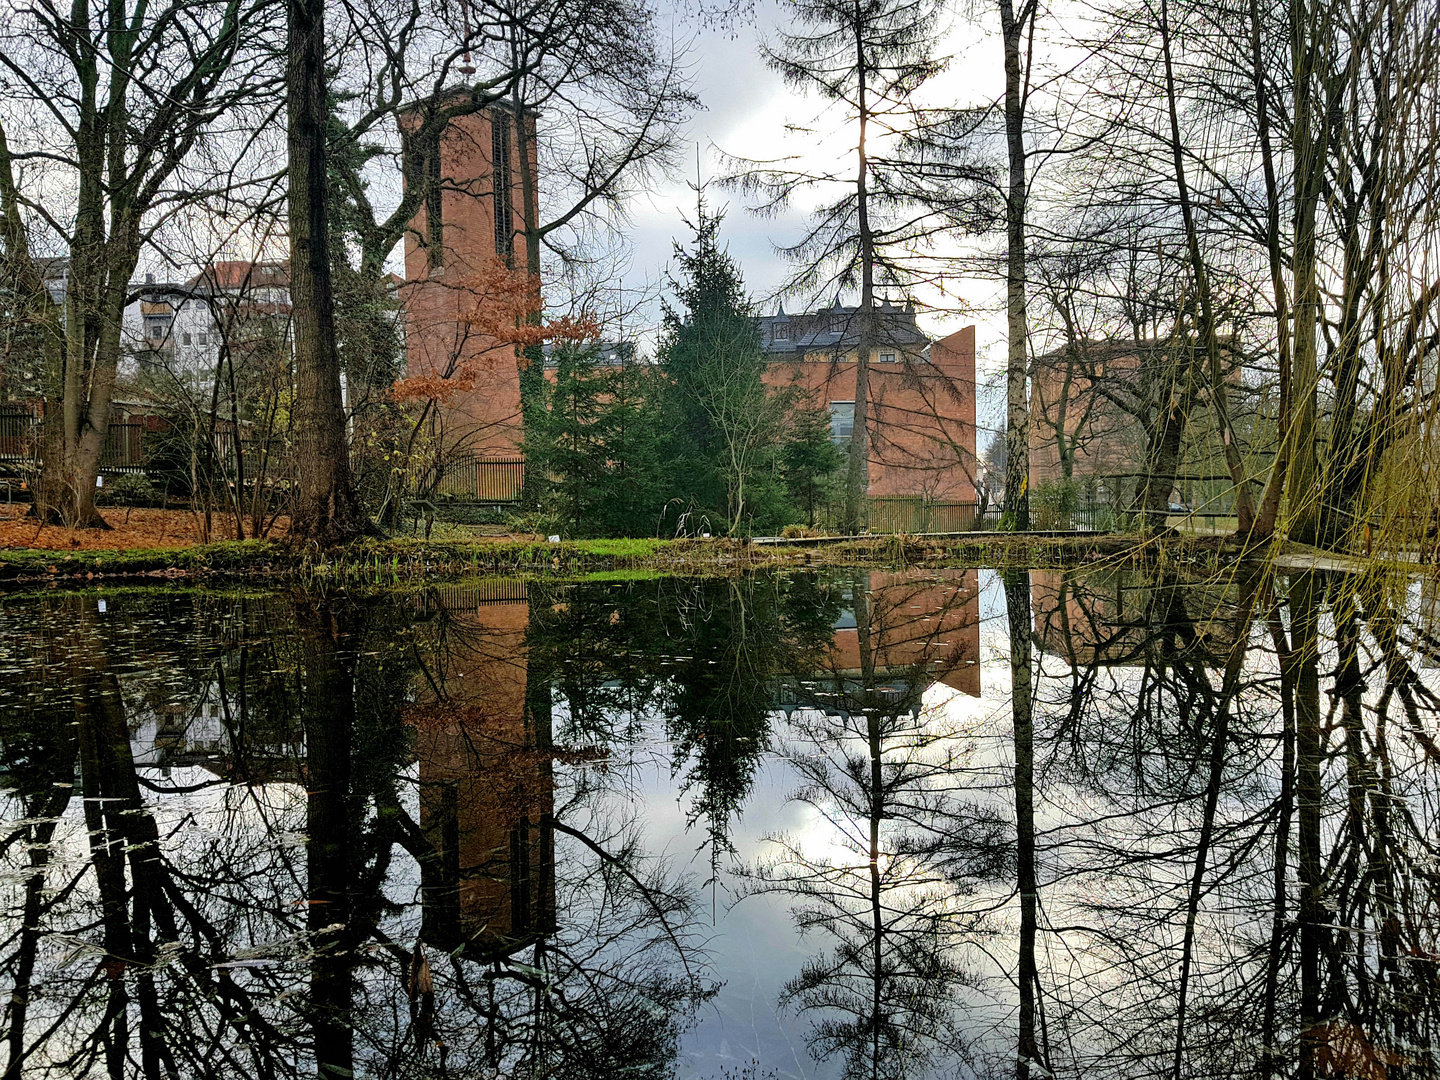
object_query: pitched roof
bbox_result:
[187,260,290,291]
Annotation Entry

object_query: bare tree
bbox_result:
[727,0,949,534]
[0,0,281,527]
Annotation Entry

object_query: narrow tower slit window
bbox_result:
[492,113,514,265]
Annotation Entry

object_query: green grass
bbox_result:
[0,529,1248,590]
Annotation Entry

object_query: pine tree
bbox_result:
[660,203,792,535]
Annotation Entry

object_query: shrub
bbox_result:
[433,501,512,526]
[96,472,158,508]
[1031,479,1079,530]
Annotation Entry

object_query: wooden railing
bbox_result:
[868,497,998,533]
[434,457,526,502]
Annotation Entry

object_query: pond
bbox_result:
[1,566,1438,1078]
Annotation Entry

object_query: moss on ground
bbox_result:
[0,529,1257,588]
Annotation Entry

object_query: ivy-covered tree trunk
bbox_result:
[286,0,368,543]
[512,105,548,507]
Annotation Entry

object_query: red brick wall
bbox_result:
[827,569,982,697]
[762,325,979,501]
[402,106,533,457]
[1028,349,1144,487]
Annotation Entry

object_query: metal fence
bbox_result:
[0,410,38,465]
[434,457,526,502]
[0,412,148,472]
[101,423,147,470]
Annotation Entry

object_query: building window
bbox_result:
[198,332,209,346]
[879,351,896,363]
[150,323,164,340]
[492,112,514,264]
[773,322,790,341]
[829,401,855,443]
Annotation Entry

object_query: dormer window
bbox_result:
[879,351,896,363]
[773,323,790,341]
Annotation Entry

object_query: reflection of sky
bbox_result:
[558,570,1020,1078]
[9,574,1438,1076]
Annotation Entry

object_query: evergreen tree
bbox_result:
[527,342,669,537]
[782,404,844,527]
[660,203,795,535]
[528,343,611,534]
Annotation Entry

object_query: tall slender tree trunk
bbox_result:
[287,0,367,543]
[1171,567,1261,1078]
[1261,600,1296,1078]
[1291,571,1325,1080]
[1004,570,1042,1079]
[843,9,874,535]
[1157,0,1255,534]
[1249,0,1292,539]
[999,0,1030,530]
[299,599,358,1080]
[1287,0,1325,547]
[0,124,67,527]
[2,729,76,1079]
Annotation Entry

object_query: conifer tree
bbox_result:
[660,203,793,534]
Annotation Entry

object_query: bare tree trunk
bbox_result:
[1,744,76,1079]
[1287,0,1326,547]
[1171,567,1262,1078]
[1133,349,1195,524]
[999,0,1030,530]
[1291,571,1325,1080]
[1004,570,1043,1079]
[299,599,358,1080]
[1249,0,1292,539]
[1260,599,1296,1078]
[1157,0,1255,534]
[843,14,874,535]
[287,0,367,543]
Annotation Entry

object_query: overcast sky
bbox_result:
[613,0,1013,441]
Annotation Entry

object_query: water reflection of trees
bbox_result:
[2,564,1438,1079]
[744,570,1000,1080]
[525,574,844,875]
[1022,566,1440,1079]
[0,588,713,1079]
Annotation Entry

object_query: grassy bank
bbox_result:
[0,529,1264,587]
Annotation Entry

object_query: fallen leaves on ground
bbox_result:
[0,507,284,551]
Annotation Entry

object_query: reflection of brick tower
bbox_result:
[403,104,534,466]
[408,584,555,960]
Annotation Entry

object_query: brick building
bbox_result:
[823,569,982,698]
[755,301,979,505]
[1028,340,1152,489]
[399,100,979,514]
[407,583,556,960]
[402,101,534,460]
[1029,338,1263,516]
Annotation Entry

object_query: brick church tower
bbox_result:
[402,103,534,489]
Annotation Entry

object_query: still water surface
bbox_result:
[1,567,1438,1078]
